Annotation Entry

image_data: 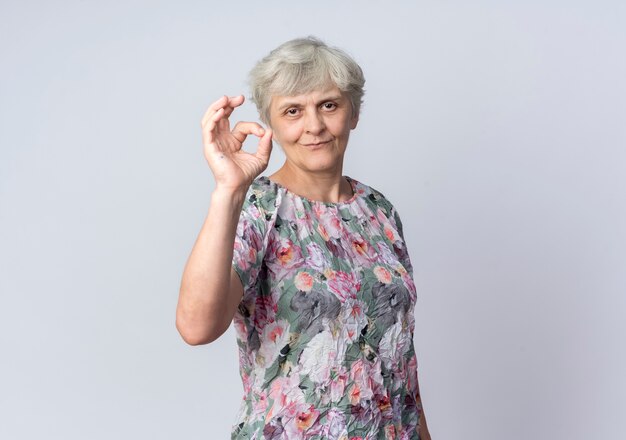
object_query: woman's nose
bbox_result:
[304,111,325,135]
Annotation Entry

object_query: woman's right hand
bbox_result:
[201,95,273,192]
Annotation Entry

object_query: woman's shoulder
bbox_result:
[247,175,279,203]
[350,176,397,215]
[239,176,281,221]
[352,177,409,245]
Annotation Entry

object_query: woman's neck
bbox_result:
[268,164,353,204]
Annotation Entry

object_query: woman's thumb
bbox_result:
[256,128,273,163]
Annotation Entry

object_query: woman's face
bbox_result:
[268,85,358,174]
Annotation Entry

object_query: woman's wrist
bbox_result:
[211,184,248,209]
[212,180,249,198]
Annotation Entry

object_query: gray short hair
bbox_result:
[248,36,365,125]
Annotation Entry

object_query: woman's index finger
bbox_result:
[201,95,229,126]
[222,95,245,118]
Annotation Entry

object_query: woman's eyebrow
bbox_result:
[277,101,302,112]
[277,95,344,112]
[316,95,343,104]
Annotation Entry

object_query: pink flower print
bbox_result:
[232,312,247,337]
[294,271,314,292]
[374,266,392,284]
[329,368,349,403]
[384,424,397,440]
[294,404,319,431]
[348,383,361,405]
[402,273,417,298]
[316,407,348,438]
[267,374,306,421]
[240,370,251,393]
[248,201,263,219]
[406,353,419,396]
[268,237,303,270]
[376,241,400,267]
[348,300,366,318]
[347,198,365,217]
[312,202,331,218]
[353,181,365,196]
[244,247,257,269]
[327,270,360,301]
[256,320,290,368]
[253,293,277,332]
[233,239,256,271]
[278,402,320,438]
[319,211,343,239]
[276,238,301,267]
[239,214,264,248]
[317,222,330,241]
[351,235,368,255]
[294,217,312,241]
[268,324,285,343]
[349,359,375,402]
[251,391,269,420]
[247,266,260,288]
[398,428,414,440]
[278,202,298,223]
[340,299,368,343]
[305,242,327,271]
[349,232,378,264]
[384,224,398,242]
[376,207,392,228]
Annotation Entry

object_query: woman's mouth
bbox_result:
[302,140,332,149]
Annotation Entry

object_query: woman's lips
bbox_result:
[302,140,331,148]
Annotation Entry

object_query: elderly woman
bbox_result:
[177,37,432,439]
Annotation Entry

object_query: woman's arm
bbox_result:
[176,187,247,345]
[419,409,432,439]
[175,95,272,345]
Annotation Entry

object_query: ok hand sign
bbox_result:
[201,95,273,191]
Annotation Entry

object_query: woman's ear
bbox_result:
[350,113,359,130]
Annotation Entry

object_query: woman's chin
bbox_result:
[302,159,342,172]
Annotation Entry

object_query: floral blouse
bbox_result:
[230,175,423,439]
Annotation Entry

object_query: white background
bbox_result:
[1,1,624,439]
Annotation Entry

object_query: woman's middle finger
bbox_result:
[201,95,228,127]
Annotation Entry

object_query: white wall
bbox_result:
[1,1,624,439]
